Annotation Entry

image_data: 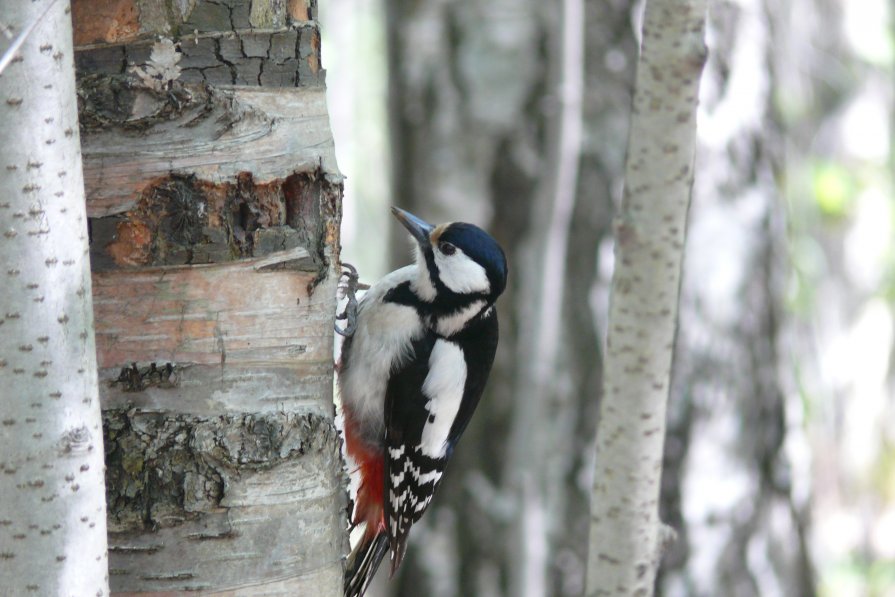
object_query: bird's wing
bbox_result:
[383,331,439,575]
[383,310,499,575]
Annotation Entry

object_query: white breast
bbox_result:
[420,339,468,458]
[339,266,424,434]
[436,300,486,337]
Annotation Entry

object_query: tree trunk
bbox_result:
[71,1,346,593]
[584,0,707,594]
[385,1,636,596]
[655,2,815,595]
[0,1,110,594]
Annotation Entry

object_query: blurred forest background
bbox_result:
[322,0,895,595]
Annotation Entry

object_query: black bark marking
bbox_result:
[111,362,177,392]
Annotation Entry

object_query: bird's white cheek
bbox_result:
[435,249,490,294]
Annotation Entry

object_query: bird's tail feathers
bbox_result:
[342,414,389,596]
[345,531,389,597]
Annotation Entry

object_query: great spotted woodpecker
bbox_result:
[339,207,508,596]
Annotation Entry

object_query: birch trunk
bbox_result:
[71,1,346,593]
[0,1,110,594]
[585,1,707,595]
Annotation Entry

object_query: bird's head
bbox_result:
[392,207,508,305]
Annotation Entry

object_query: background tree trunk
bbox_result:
[585,0,707,593]
[385,1,636,596]
[655,1,815,595]
[0,1,110,594]
[71,1,346,593]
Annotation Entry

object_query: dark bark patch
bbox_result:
[75,45,127,76]
[74,25,323,89]
[76,74,203,133]
[270,30,299,63]
[241,33,272,58]
[179,38,219,70]
[297,26,322,83]
[111,362,177,392]
[89,169,334,272]
[183,1,233,33]
[98,175,207,268]
[284,171,329,269]
[103,410,338,534]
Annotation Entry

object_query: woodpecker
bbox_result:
[339,207,508,597]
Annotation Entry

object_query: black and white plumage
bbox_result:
[340,207,507,597]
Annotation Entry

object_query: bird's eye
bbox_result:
[439,242,456,256]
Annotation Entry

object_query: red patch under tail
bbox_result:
[343,408,388,597]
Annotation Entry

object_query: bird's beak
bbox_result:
[391,207,435,248]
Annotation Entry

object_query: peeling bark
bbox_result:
[89,170,333,270]
[73,1,346,593]
[103,410,341,592]
[0,1,109,594]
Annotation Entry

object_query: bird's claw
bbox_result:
[335,263,363,337]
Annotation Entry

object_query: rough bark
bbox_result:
[72,1,346,594]
[584,1,707,595]
[386,1,636,596]
[0,1,110,595]
[655,1,815,595]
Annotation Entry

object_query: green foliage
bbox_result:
[811,162,856,218]
[821,556,895,597]
[873,438,895,502]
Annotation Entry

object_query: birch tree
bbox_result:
[585,1,707,594]
[0,0,109,594]
[72,1,345,593]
